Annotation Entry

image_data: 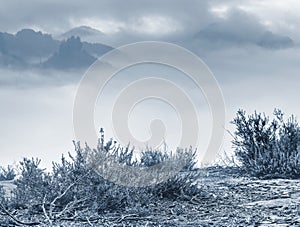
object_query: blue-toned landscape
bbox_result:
[1,0,300,225]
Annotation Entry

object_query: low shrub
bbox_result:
[231,109,300,178]
[12,158,51,210]
[1,130,201,224]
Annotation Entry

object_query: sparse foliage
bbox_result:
[12,158,51,210]
[232,109,300,178]
[0,130,201,225]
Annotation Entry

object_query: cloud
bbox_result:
[130,16,181,35]
[0,83,76,168]
[0,0,210,35]
[0,68,81,88]
[233,0,300,42]
[0,0,298,49]
[1,46,300,168]
[191,8,294,51]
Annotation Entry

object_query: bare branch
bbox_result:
[49,183,75,219]
[42,195,52,225]
[0,203,40,226]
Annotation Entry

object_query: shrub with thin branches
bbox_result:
[231,109,300,178]
[1,130,201,224]
[11,158,51,210]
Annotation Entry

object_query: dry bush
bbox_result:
[232,109,300,178]
[1,131,201,224]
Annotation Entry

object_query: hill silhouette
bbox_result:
[0,29,113,69]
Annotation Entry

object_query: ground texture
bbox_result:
[1,167,300,226]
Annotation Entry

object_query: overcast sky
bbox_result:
[0,0,299,45]
[1,0,300,168]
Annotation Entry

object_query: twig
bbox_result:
[115,214,155,223]
[42,195,52,225]
[86,216,93,226]
[223,125,236,140]
[49,183,75,219]
[115,213,138,222]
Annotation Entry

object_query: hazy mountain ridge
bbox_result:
[0,24,295,70]
[193,9,295,50]
[0,28,113,70]
[196,23,294,49]
[57,26,105,43]
[43,36,97,69]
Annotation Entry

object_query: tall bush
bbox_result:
[231,109,300,178]
[12,158,51,209]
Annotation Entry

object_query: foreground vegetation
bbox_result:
[0,131,201,225]
[1,166,300,226]
[232,109,300,178]
[1,109,300,225]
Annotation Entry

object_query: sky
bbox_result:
[1,0,300,46]
[0,0,300,169]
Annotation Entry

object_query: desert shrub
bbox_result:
[3,130,201,224]
[48,141,130,215]
[79,135,199,202]
[139,145,197,171]
[232,109,300,178]
[43,139,200,218]
[177,147,198,171]
[140,148,169,167]
[11,158,51,209]
[0,165,16,181]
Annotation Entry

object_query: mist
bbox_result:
[0,44,299,168]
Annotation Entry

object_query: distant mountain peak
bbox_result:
[16,28,39,35]
[195,22,295,50]
[58,26,104,42]
[43,36,97,69]
[0,29,113,70]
